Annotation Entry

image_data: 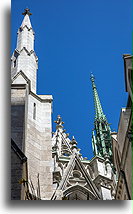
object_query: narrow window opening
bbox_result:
[14,59,16,67]
[102,123,105,130]
[33,103,36,120]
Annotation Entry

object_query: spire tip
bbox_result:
[22,8,32,16]
[90,72,95,81]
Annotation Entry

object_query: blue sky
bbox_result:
[11,0,132,159]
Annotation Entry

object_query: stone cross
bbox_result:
[22,8,32,16]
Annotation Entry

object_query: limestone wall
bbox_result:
[11,50,37,93]
[11,88,26,150]
[25,93,53,199]
[17,28,34,52]
[117,108,131,155]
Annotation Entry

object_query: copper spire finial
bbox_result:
[90,72,95,81]
[22,8,32,16]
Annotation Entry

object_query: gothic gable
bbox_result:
[11,70,31,86]
[55,153,101,200]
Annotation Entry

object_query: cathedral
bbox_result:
[11,9,132,200]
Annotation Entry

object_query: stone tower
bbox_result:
[11,8,37,93]
[11,9,53,200]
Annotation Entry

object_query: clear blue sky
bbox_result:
[11,0,132,159]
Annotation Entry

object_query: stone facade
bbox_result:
[25,93,53,199]
[112,55,132,200]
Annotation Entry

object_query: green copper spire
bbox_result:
[90,73,106,120]
[90,73,113,162]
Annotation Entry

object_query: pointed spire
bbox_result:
[90,73,106,120]
[11,8,38,93]
[16,8,34,52]
[21,8,32,29]
[90,74,113,163]
[20,14,32,29]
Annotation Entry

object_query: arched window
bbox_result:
[63,185,97,200]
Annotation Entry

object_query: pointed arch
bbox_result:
[63,184,98,200]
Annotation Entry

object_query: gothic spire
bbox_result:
[16,8,34,52]
[21,8,32,29]
[90,74,113,163]
[90,73,106,121]
[11,8,38,93]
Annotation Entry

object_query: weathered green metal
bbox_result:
[90,73,113,162]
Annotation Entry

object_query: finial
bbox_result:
[70,136,77,145]
[70,136,78,152]
[66,133,69,138]
[90,72,95,81]
[54,115,64,126]
[22,8,32,16]
[72,136,75,140]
